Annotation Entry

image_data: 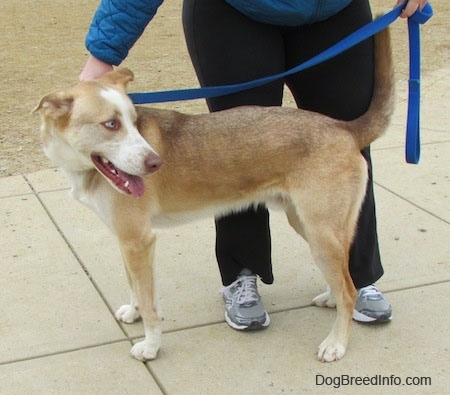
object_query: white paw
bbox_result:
[317,336,346,362]
[130,338,161,361]
[115,304,141,324]
[312,285,336,308]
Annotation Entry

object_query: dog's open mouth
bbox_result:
[91,155,145,197]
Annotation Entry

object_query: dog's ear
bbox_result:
[100,68,134,91]
[32,90,74,120]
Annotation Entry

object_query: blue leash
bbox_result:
[406,4,433,163]
[129,2,433,164]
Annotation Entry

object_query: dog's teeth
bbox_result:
[124,181,130,188]
[101,157,109,164]
[111,169,118,175]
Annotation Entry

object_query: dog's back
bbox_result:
[139,25,394,164]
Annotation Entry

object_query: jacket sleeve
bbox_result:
[85,0,164,66]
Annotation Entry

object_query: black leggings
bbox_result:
[182,0,383,287]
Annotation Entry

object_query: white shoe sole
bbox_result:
[353,309,393,323]
[224,311,270,330]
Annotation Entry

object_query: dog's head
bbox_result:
[33,68,162,197]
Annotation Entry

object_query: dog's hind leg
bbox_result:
[287,188,360,361]
[285,203,306,239]
[286,203,339,309]
[289,154,366,361]
[312,284,336,308]
[309,234,356,362]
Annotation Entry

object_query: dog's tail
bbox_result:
[347,25,395,150]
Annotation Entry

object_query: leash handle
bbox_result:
[405,3,433,164]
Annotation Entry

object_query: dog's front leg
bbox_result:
[119,231,162,361]
[116,266,142,324]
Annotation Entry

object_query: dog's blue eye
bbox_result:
[103,119,121,130]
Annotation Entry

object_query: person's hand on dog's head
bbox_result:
[79,55,113,81]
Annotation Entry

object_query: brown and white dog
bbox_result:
[33,26,394,362]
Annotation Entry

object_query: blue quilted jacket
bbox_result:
[86,0,352,65]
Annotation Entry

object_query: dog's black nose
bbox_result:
[145,155,162,172]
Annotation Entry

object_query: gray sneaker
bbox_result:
[220,269,270,330]
[353,284,392,323]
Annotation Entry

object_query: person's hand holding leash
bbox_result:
[395,0,428,18]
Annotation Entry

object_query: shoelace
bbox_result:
[220,275,259,305]
[358,284,382,299]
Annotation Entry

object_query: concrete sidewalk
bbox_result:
[0,68,449,394]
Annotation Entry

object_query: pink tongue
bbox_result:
[117,169,145,197]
